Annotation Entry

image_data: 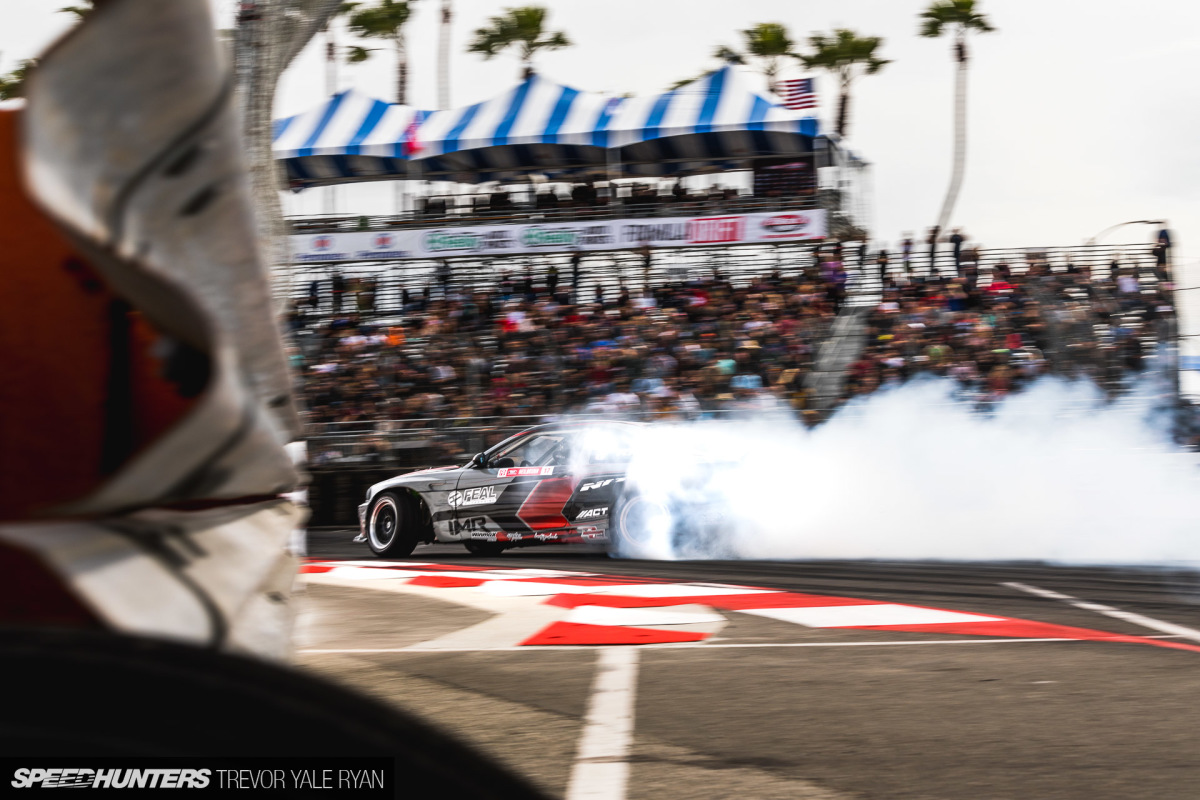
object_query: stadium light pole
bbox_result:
[1085,219,1165,247]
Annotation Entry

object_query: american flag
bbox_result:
[779,78,817,110]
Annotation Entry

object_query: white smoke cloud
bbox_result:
[608,378,1200,566]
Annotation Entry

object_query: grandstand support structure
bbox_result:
[804,306,873,414]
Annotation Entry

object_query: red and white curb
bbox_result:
[299,561,1200,653]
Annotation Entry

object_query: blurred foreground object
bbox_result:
[0,5,548,788]
[0,0,299,657]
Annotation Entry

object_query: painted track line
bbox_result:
[1003,582,1200,644]
[565,647,640,800]
[297,636,1190,655]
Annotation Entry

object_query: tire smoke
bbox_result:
[608,378,1200,566]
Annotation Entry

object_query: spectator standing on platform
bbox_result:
[331,270,346,313]
[1153,241,1169,282]
[1158,228,1172,263]
[926,226,941,277]
[640,243,653,290]
[876,249,890,284]
[437,259,452,298]
[950,228,965,274]
[547,263,560,297]
[571,250,583,301]
[307,280,320,309]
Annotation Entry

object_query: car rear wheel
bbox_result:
[367,491,418,557]
[611,493,674,557]
[464,540,507,557]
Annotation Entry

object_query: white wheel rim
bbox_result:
[369,496,399,550]
[619,496,671,547]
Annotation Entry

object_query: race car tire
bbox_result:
[0,629,547,798]
[367,491,418,557]
[463,541,507,556]
[611,493,673,557]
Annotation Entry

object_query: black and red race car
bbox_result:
[357,421,668,557]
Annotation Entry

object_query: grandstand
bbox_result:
[271,66,1187,525]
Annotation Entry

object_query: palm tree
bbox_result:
[58,4,93,18]
[467,6,570,80]
[798,29,890,139]
[0,4,93,100]
[713,22,798,94]
[0,59,36,101]
[344,0,416,104]
[437,0,451,108]
[920,0,995,231]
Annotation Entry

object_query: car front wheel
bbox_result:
[367,491,418,557]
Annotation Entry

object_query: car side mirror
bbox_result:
[471,453,487,469]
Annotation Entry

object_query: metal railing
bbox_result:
[280,242,1163,322]
[287,194,821,233]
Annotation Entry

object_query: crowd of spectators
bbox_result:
[293,261,844,463]
[848,242,1176,405]
[291,228,1183,463]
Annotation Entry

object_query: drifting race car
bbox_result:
[358,421,667,556]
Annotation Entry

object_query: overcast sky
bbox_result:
[5,1,1200,256]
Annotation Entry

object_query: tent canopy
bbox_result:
[273,66,821,188]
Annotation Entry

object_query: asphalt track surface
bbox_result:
[298,530,1200,800]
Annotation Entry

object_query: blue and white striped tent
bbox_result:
[603,65,820,176]
[273,89,427,187]
[273,66,820,188]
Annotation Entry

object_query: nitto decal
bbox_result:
[452,517,487,534]
[576,507,609,520]
[497,466,555,478]
[580,477,624,492]
[448,486,499,508]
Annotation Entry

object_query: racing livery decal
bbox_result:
[447,486,499,508]
[497,466,555,478]
[576,507,609,519]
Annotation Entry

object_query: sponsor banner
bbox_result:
[289,209,825,263]
[496,466,555,478]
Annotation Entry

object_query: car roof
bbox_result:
[514,420,645,437]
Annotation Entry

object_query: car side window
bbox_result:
[491,434,564,468]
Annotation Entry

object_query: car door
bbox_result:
[451,432,576,542]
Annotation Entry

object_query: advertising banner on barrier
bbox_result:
[289,209,826,263]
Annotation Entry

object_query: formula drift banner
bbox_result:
[289,209,826,263]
